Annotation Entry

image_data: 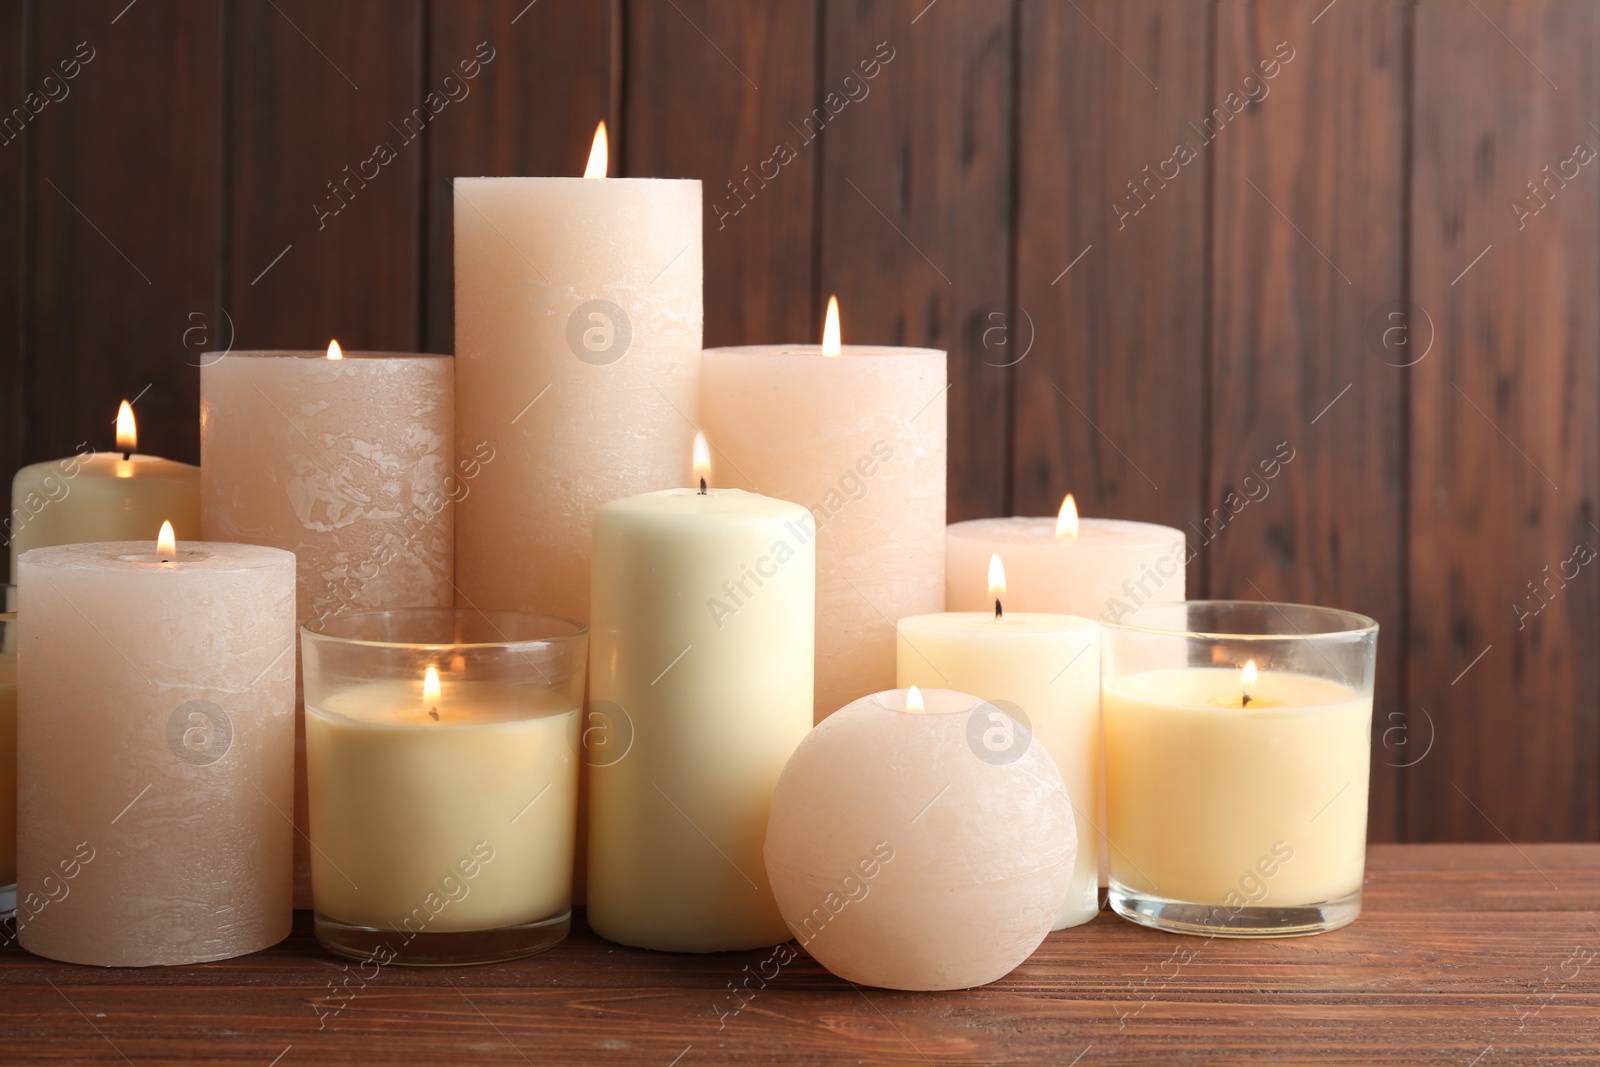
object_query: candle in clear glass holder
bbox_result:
[302,608,585,966]
[1101,600,1377,937]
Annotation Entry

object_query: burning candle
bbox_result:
[7,401,200,582]
[16,526,296,965]
[701,297,947,723]
[895,554,1101,928]
[587,435,813,952]
[302,608,586,966]
[453,121,703,626]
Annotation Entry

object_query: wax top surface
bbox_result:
[599,487,807,521]
[65,453,200,477]
[1105,667,1361,712]
[703,343,943,360]
[17,539,295,573]
[949,515,1184,547]
[312,679,577,729]
[898,611,1098,636]
[202,350,450,363]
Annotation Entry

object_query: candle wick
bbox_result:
[428,706,440,722]
[122,450,131,461]
[1241,693,1252,708]
[994,598,1003,620]
[698,477,707,495]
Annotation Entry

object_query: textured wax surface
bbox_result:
[200,351,455,908]
[764,689,1074,991]
[16,541,297,966]
[701,346,947,723]
[453,178,703,624]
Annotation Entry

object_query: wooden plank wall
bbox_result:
[1,0,1596,844]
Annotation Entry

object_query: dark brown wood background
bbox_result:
[1,0,1595,845]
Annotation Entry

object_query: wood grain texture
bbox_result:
[28,0,220,467]
[1012,0,1209,551]
[423,0,615,355]
[624,0,818,347]
[1207,1,1408,842]
[227,0,422,353]
[817,0,1012,521]
[0,0,20,489]
[1,846,1596,1064]
[1408,0,1600,841]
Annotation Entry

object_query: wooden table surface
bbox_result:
[3,844,1597,1066]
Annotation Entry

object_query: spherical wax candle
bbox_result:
[765,688,1075,991]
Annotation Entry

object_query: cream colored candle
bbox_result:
[8,402,199,582]
[946,498,1186,621]
[701,303,946,723]
[453,132,702,625]
[896,600,1100,929]
[306,681,578,933]
[16,534,296,966]
[588,451,813,952]
[1102,667,1371,907]
[201,345,455,907]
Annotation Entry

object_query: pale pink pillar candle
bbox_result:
[201,348,455,907]
[452,174,702,624]
[701,339,946,723]
[16,537,296,966]
[946,500,1186,888]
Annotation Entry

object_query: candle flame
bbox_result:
[988,552,1007,608]
[157,520,176,560]
[821,295,841,356]
[326,339,343,360]
[692,432,711,490]
[424,664,441,705]
[906,685,924,714]
[1056,493,1079,539]
[116,400,137,454]
[584,121,608,179]
[1241,659,1258,706]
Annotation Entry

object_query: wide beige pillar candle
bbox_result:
[587,457,813,952]
[201,347,455,906]
[946,498,1187,622]
[701,321,946,723]
[16,535,296,966]
[452,166,702,624]
[896,604,1100,929]
[8,402,198,582]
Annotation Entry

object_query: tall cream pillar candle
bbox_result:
[201,346,455,907]
[587,444,813,951]
[896,601,1100,929]
[452,144,702,623]
[16,534,296,966]
[8,402,199,582]
[701,305,946,723]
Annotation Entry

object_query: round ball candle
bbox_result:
[764,687,1075,991]
[15,530,296,966]
[1102,666,1371,910]
[8,401,199,582]
[701,298,946,723]
[201,344,455,907]
[896,557,1100,929]
[946,496,1186,621]
[453,125,702,625]
[587,438,813,952]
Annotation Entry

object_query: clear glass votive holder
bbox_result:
[1101,600,1378,937]
[301,608,584,965]
[1,585,15,920]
